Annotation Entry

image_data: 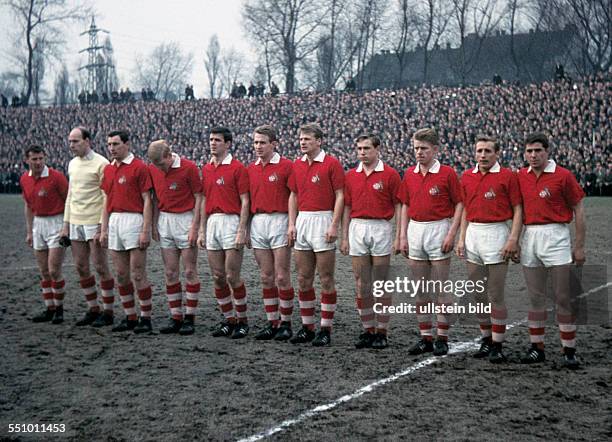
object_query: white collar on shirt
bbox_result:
[112,152,134,166]
[210,153,233,165]
[413,159,440,174]
[171,152,181,168]
[301,150,326,163]
[472,161,501,173]
[356,159,384,173]
[255,152,280,165]
[528,159,556,173]
[83,150,95,161]
[29,165,49,178]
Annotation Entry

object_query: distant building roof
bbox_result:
[356,27,576,89]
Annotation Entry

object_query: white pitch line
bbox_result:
[238,281,611,442]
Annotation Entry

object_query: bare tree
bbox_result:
[133,42,194,101]
[204,34,222,98]
[353,0,387,89]
[450,0,503,84]
[5,0,88,105]
[243,0,326,93]
[53,63,70,105]
[535,0,611,74]
[219,48,245,97]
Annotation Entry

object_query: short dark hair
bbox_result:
[76,126,91,140]
[210,126,233,143]
[108,130,130,143]
[299,123,324,140]
[25,144,45,157]
[413,127,439,146]
[525,132,549,150]
[355,133,381,148]
[475,134,500,152]
[254,125,277,142]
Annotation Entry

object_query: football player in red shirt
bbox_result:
[197,127,251,339]
[287,123,344,347]
[340,134,401,349]
[398,128,463,356]
[20,145,69,324]
[247,125,295,341]
[100,130,155,334]
[517,132,586,368]
[456,135,522,363]
[148,140,203,336]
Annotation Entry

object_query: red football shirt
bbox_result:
[517,160,584,225]
[397,160,463,221]
[101,154,153,213]
[345,160,401,220]
[248,152,292,214]
[202,154,249,215]
[20,166,68,216]
[149,155,202,213]
[287,151,345,212]
[461,163,521,222]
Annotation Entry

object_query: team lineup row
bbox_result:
[20,123,585,368]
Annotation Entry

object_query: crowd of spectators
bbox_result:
[1,73,610,195]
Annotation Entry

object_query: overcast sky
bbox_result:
[0,0,253,99]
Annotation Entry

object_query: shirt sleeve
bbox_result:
[51,170,68,202]
[389,168,401,205]
[397,174,410,205]
[508,171,522,207]
[237,163,250,195]
[188,163,203,194]
[287,164,297,193]
[344,172,352,206]
[138,163,153,193]
[448,169,463,204]
[563,170,585,207]
[330,158,345,191]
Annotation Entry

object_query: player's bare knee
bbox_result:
[164,268,179,284]
[212,272,227,287]
[275,272,290,290]
[260,270,275,287]
[75,262,90,278]
[319,274,335,293]
[183,267,198,284]
[226,272,241,288]
[49,268,62,281]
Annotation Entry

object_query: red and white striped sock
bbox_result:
[166,282,183,320]
[263,287,280,326]
[100,278,114,315]
[356,295,375,333]
[51,279,65,308]
[298,289,316,330]
[137,286,153,318]
[41,279,54,310]
[557,312,576,348]
[232,283,248,323]
[185,283,200,318]
[80,276,100,312]
[477,312,492,339]
[215,284,235,322]
[320,291,337,331]
[278,287,294,323]
[528,310,547,348]
[491,307,508,343]
[436,300,451,341]
[119,283,137,321]
[416,301,433,340]
[376,294,392,335]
